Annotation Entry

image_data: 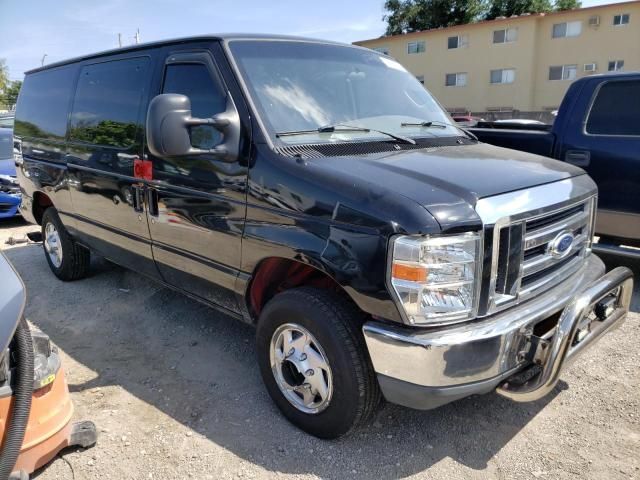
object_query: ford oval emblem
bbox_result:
[549,231,575,259]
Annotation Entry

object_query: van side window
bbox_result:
[162,63,226,149]
[586,80,640,136]
[69,57,150,148]
[14,66,76,141]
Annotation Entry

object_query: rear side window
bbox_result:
[162,63,226,149]
[69,57,150,148]
[586,80,640,136]
[14,66,75,140]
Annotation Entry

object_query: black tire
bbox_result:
[41,207,90,281]
[256,287,381,438]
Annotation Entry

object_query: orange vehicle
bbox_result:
[0,252,96,479]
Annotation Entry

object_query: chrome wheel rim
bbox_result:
[269,323,333,414]
[44,222,63,268]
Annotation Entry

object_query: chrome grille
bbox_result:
[481,190,596,315]
[519,200,594,298]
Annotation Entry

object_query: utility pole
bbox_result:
[41,54,47,66]
[118,33,122,47]
[134,28,140,45]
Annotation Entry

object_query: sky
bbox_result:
[1,0,615,81]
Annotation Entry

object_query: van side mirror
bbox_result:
[146,93,240,162]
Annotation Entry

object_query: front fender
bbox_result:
[239,214,404,324]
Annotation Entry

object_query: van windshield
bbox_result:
[228,40,458,145]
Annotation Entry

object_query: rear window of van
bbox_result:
[14,66,76,140]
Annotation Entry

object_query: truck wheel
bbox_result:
[41,208,90,281]
[256,287,381,438]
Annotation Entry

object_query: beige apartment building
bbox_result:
[354,0,640,114]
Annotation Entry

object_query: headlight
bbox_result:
[389,233,481,326]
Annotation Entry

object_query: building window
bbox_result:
[373,46,390,55]
[416,75,425,84]
[549,64,577,81]
[448,35,469,49]
[490,69,515,84]
[407,41,426,54]
[552,21,582,38]
[445,73,467,87]
[493,28,517,44]
[613,14,630,25]
[608,60,624,71]
[584,63,598,73]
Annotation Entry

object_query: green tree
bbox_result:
[554,0,581,11]
[485,0,553,20]
[383,0,584,31]
[0,59,9,95]
[383,0,486,35]
[2,80,22,107]
[485,0,581,20]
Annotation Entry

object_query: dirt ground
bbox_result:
[1,216,639,480]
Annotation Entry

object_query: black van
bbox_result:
[13,35,633,438]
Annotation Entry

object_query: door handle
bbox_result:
[132,184,145,213]
[564,150,591,167]
[147,188,159,217]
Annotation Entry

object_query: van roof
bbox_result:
[25,34,352,75]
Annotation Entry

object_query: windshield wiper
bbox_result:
[276,126,367,137]
[401,121,446,128]
[400,120,478,141]
[276,124,416,145]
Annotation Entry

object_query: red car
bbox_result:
[452,115,484,127]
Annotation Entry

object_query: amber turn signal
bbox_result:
[391,263,428,282]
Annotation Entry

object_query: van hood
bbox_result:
[314,142,585,232]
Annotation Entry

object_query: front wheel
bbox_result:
[41,208,90,281]
[256,287,381,438]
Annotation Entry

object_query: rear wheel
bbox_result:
[256,287,381,438]
[41,208,90,281]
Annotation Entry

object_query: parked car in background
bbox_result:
[471,72,640,256]
[0,128,20,218]
[13,35,633,438]
[0,114,15,129]
[452,115,484,127]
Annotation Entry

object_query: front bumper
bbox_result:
[363,254,634,410]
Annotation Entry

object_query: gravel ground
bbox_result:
[1,217,639,480]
